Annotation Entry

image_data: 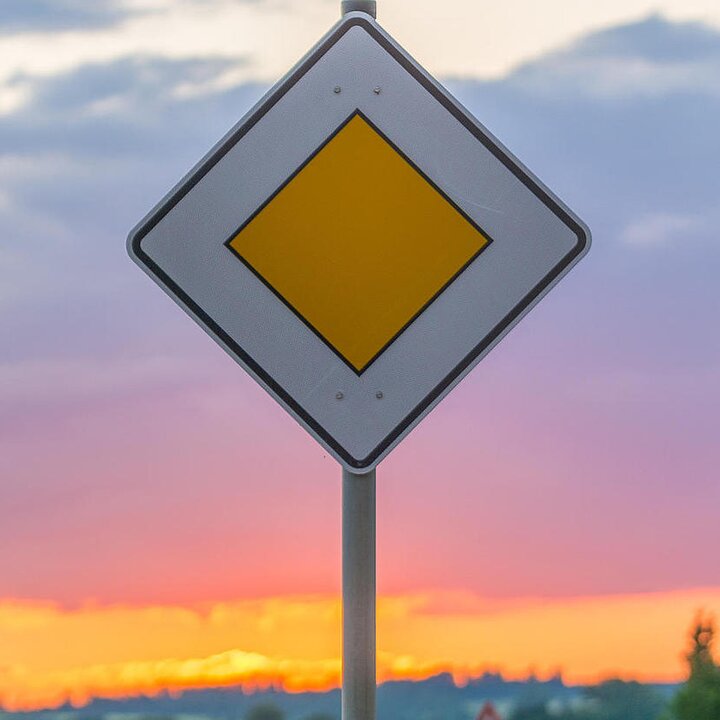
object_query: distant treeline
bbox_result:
[5,615,719,720]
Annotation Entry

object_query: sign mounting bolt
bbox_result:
[374,87,382,94]
[336,391,345,400]
[334,86,342,94]
[375,391,384,399]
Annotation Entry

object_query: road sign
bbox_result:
[128,11,590,473]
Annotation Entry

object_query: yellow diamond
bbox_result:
[227,112,491,373]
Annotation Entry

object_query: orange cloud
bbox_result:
[1,588,718,711]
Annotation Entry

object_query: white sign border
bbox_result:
[128,12,591,473]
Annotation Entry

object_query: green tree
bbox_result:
[302,714,337,720]
[510,679,668,720]
[583,679,667,720]
[509,707,557,720]
[245,703,285,720]
[669,614,720,720]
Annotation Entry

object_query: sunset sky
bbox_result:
[1,0,720,711]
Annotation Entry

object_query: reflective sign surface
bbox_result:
[128,13,590,472]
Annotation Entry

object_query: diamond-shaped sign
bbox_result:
[227,111,491,373]
[128,12,590,472]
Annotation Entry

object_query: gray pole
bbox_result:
[341,0,377,19]
[340,3,377,717]
[342,468,376,720]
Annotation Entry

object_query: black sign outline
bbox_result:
[129,15,589,470]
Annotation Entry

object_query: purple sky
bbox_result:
[1,14,719,607]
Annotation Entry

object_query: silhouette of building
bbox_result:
[477,701,502,720]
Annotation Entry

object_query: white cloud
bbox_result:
[621,212,703,245]
[0,14,718,423]
[0,355,206,405]
[380,0,720,79]
[0,79,32,117]
[0,0,136,34]
[511,55,720,100]
[506,16,720,99]
[1,0,720,118]
[0,0,309,115]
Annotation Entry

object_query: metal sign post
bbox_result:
[342,468,376,720]
[338,6,377,718]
